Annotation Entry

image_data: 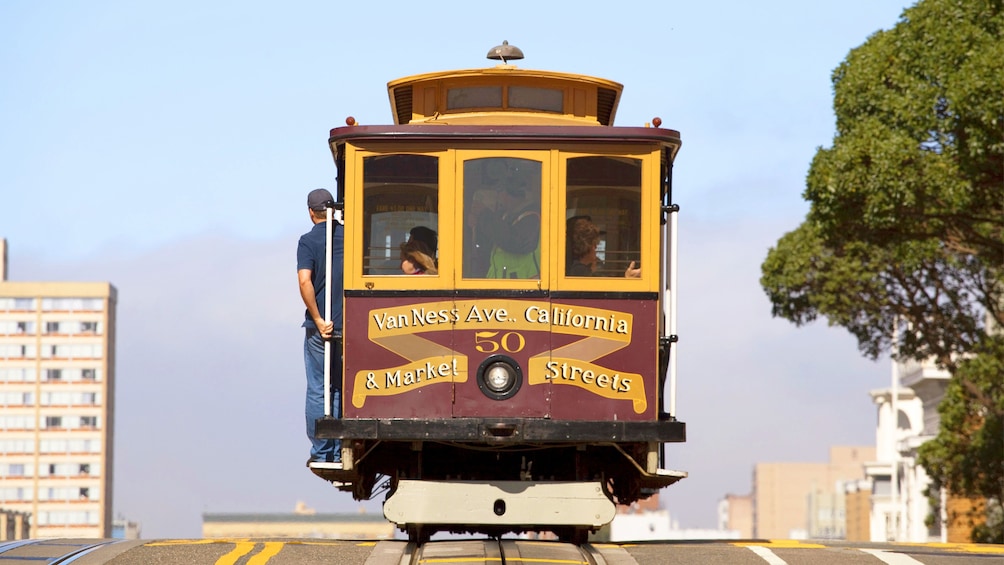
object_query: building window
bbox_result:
[873,476,892,496]
[45,369,62,381]
[41,298,103,312]
[45,416,62,429]
[1,415,32,429]
[5,344,36,358]
[0,440,33,453]
[79,463,90,475]
[80,416,97,429]
[0,367,36,383]
[79,488,90,500]
[13,298,36,310]
[80,321,99,334]
[48,343,102,359]
[81,368,97,381]
[45,321,61,334]
[8,464,25,477]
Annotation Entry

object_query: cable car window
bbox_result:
[361,154,439,276]
[565,156,642,277]
[463,157,542,279]
[448,86,502,110]
[508,86,563,113]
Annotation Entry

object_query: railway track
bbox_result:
[0,538,137,563]
[368,539,635,565]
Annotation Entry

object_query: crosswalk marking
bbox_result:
[859,548,925,564]
[746,545,788,564]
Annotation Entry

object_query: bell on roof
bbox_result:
[487,40,524,64]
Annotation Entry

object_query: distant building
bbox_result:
[752,446,874,539]
[202,502,395,539]
[843,480,871,542]
[0,507,31,540]
[609,508,674,541]
[112,516,141,540]
[609,493,740,542]
[845,356,950,543]
[0,239,117,538]
[719,493,753,539]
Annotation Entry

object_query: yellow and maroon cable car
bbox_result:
[313,42,685,543]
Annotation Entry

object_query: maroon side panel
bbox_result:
[342,296,455,418]
[342,295,659,422]
[545,298,659,422]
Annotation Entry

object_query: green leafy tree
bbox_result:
[760,0,1003,541]
[919,336,1004,543]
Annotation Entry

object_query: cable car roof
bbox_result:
[386,42,625,126]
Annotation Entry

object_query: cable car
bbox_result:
[312,41,686,543]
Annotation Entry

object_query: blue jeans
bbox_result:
[304,328,341,462]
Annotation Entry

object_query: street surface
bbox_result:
[1,537,1002,564]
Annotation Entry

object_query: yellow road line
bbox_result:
[892,542,1004,554]
[247,542,285,564]
[215,541,257,565]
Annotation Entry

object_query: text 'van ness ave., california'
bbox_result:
[369,299,633,337]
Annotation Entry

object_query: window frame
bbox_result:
[341,142,661,293]
[344,145,453,291]
[455,149,551,290]
[554,147,659,292]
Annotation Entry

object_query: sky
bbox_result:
[0,1,915,538]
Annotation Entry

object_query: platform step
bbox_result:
[308,461,344,470]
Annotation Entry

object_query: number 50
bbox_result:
[474,331,526,353]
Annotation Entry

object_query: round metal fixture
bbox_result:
[487,40,524,63]
[476,355,523,400]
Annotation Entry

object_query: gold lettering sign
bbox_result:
[528,358,646,413]
[351,355,468,408]
[353,299,644,411]
[368,300,632,338]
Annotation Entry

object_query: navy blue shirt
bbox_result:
[297,221,344,330]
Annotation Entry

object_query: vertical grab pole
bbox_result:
[323,205,333,417]
[669,206,679,417]
[661,214,670,410]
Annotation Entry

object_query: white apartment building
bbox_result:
[858,357,950,543]
[0,239,116,538]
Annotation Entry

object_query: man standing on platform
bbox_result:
[297,188,343,466]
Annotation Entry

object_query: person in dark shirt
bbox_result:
[297,188,344,466]
[481,185,541,279]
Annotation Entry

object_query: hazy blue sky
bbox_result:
[1,1,912,538]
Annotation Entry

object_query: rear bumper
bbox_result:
[384,479,615,528]
[315,417,685,444]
